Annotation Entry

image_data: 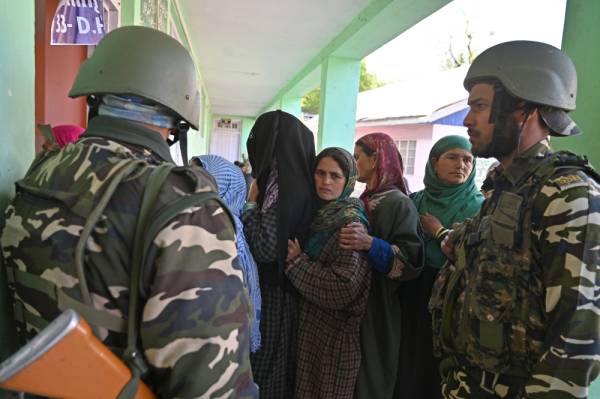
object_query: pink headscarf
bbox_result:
[52,125,85,148]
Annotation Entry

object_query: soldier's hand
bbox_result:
[248,180,260,202]
[440,229,456,262]
[340,222,373,251]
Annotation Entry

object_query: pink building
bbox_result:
[355,67,476,192]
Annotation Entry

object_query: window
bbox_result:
[395,140,416,175]
[217,119,240,130]
[103,0,120,33]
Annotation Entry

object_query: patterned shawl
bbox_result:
[305,147,369,259]
[198,154,262,352]
[356,132,408,218]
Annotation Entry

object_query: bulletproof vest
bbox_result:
[1,139,228,393]
[429,150,600,377]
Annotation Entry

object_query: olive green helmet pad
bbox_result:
[464,40,580,136]
[70,26,200,130]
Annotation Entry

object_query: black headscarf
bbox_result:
[247,110,316,278]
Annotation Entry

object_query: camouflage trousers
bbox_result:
[441,366,527,399]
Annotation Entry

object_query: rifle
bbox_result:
[0,309,155,399]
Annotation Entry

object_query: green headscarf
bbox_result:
[305,147,369,259]
[412,135,484,268]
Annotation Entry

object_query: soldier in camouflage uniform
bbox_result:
[430,41,600,398]
[0,26,258,398]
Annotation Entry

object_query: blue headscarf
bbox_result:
[198,155,262,352]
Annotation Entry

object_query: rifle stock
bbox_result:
[0,309,155,399]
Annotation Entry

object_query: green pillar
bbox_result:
[203,97,213,155]
[0,0,35,371]
[317,56,361,151]
[561,4,600,396]
[120,0,141,26]
[240,117,256,160]
[555,0,600,169]
[279,96,302,119]
[558,4,600,392]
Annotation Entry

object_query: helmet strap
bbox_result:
[166,120,190,166]
[179,129,188,167]
[87,95,101,121]
[482,84,529,159]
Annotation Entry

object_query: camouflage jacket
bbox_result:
[430,141,600,398]
[0,116,258,398]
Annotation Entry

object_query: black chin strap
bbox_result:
[179,129,188,167]
[166,121,190,166]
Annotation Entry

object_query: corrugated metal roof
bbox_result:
[355,66,469,123]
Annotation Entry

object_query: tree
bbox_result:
[442,23,476,70]
[301,60,385,114]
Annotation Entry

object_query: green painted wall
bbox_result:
[560,4,600,394]
[555,1,600,169]
[203,97,213,155]
[120,0,141,26]
[240,117,256,160]
[317,56,361,151]
[0,0,35,372]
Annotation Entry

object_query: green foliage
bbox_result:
[301,87,321,115]
[301,60,385,114]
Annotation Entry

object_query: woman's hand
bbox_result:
[248,180,260,202]
[287,238,302,262]
[420,213,443,238]
[339,222,373,251]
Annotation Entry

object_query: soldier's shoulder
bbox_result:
[545,167,600,194]
[153,165,234,236]
[159,165,218,197]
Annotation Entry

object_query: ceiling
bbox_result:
[177,0,371,117]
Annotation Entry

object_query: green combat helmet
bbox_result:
[464,40,580,136]
[69,25,200,132]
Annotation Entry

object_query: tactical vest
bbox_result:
[429,150,600,377]
[1,139,230,397]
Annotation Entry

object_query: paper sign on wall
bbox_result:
[51,0,105,45]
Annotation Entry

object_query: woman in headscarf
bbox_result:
[197,154,262,354]
[407,135,484,398]
[339,132,424,399]
[242,110,316,398]
[285,147,371,399]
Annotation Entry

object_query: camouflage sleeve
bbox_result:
[241,205,278,263]
[285,228,370,310]
[140,199,258,398]
[525,172,600,398]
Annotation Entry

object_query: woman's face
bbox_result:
[314,156,346,201]
[354,145,376,183]
[431,147,474,185]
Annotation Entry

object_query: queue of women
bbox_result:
[192,110,483,398]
